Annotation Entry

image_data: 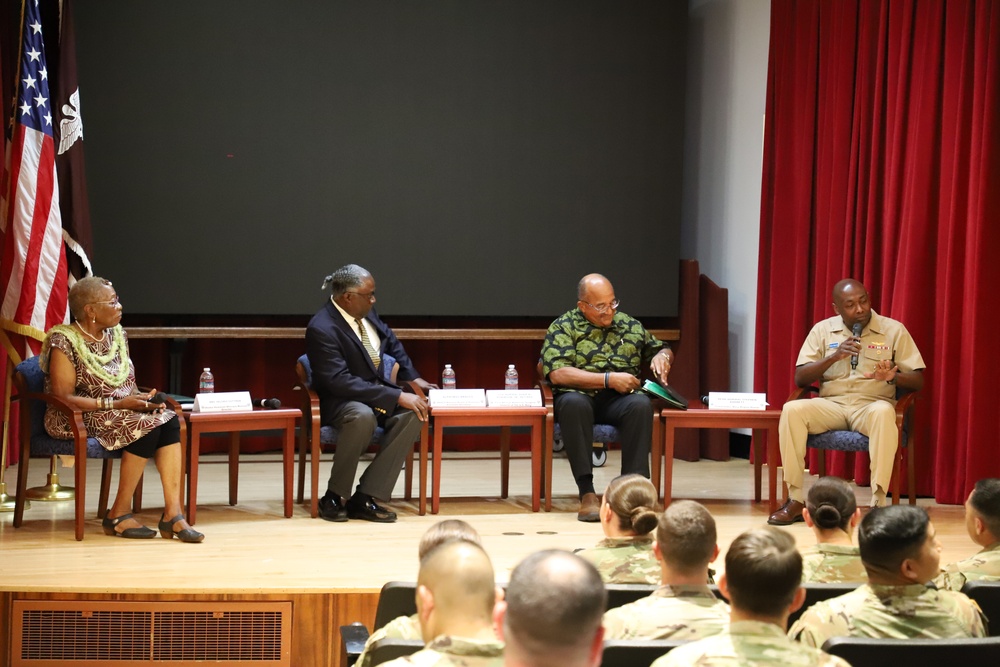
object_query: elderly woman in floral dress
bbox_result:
[42,276,202,542]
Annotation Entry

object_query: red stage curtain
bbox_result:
[756,0,1000,503]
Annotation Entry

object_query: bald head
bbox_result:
[831,279,872,331]
[832,279,868,303]
[503,550,606,666]
[576,274,618,327]
[577,273,611,301]
[416,540,497,641]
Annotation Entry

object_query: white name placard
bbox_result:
[192,391,254,413]
[486,389,543,407]
[428,388,487,408]
[708,392,769,411]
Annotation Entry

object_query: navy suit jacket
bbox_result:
[305,301,419,425]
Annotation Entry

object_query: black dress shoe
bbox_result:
[318,495,348,522]
[346,496,397,523]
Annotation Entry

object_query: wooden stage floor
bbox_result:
[0,449,972,666]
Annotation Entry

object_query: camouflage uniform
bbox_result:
[603,584,730,640]
[800,544,867,584]
[378,635,504,667]
[651,620,851,667]
[934,542,1000,591]
[576,535,660,584]
[788,583,987,648]
[356,614,421,667]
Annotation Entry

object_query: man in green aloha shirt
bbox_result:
[541,273,672,522]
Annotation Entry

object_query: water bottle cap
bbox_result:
[445,364,452,368]
[508,364,515,369]
[203,368,210,371]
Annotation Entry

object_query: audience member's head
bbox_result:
[416,540,498,643]
[654,500,719,580]
[418,519,482,560]
[858,505,941,584]
[967,478,1000,547]
[602,474,659,536]
[498,550,606,667]
[721,526,804,624]
[804,477,859,537]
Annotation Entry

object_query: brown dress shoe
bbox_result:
[767,499,805,525]
[577,492,601,522]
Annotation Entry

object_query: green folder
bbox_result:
[639,379,689,410]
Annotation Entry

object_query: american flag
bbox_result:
[0,0,69,361]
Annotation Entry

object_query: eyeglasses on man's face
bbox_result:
[346,290,376,302]
[582,298,619,314]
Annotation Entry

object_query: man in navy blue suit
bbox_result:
[306,264,436,523]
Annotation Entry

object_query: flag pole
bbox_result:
[0,335,24,511]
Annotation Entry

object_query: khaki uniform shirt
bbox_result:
[797,311,925,405]
[934,542,1000,591]
[651,620,851,667]
[789,583,987,648]
[603,584,730,640]
[576,535,660,584]
[378,635,504,667]
[800,544,868,584]
[356,614,421,667]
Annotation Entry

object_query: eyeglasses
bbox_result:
[581,298,619,314]
[346,291,376,302]
[91,296,121,307]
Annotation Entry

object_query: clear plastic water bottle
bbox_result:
[442,364,456,389]
[504,364,519,390]
[198,367,215,394]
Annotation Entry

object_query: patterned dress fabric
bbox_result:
[576,535,661,584]
[42,326,174,450]
[603,585,730,640]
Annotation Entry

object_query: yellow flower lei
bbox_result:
[41,324,132,388]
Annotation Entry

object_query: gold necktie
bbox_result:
[355,318,380,369]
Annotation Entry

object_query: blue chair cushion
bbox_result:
[299,354,393,448]
[16,356,120,460]
[553,423,620,444]
[807,426,909,453]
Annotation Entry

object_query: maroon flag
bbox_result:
[0,0,68,362]
[53,0,91,282]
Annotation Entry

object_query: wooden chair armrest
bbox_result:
[403,380,426,400]
[894,390,918,416]
[23,390,88,441]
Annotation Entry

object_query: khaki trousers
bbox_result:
[778,395,897,500]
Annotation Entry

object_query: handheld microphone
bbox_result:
[148,392,168,404]
[851,323,862,370]
[700,395,710,406]
[255,398,282,409]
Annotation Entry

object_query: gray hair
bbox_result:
[68,276,112,322]
[321,264,371,298]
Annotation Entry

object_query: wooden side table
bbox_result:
[658,407,783,510]
[184,408,300,524]
[423,406,548,515]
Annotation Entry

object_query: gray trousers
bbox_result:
[325,401,421,501]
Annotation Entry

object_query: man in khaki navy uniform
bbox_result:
[379,540,504,667]
[789,505,987,647]
[769,279,925,525]
[935,478,1000,591]
[603,501,730,640]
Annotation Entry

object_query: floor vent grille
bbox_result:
[13,600,291,666]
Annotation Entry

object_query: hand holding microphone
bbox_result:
[850,323,862,370]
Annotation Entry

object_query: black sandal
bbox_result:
[102,513,156,539]
[158,514,205,543]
